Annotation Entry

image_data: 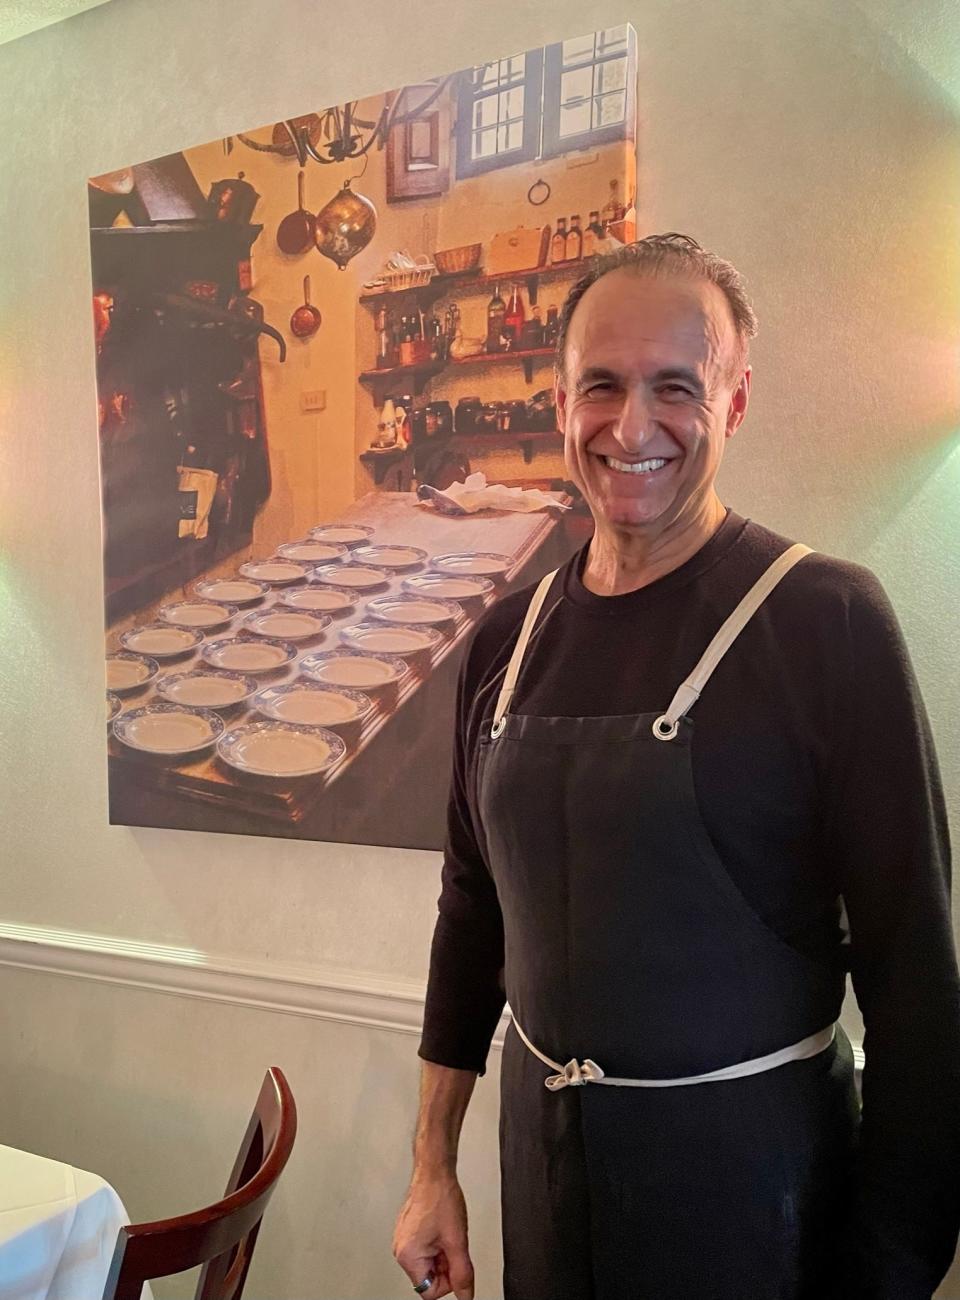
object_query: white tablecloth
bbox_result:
[0,1144,153,1300]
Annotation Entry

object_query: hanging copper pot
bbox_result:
[277,169,316,255]
[207,172,260,224]
[290,276,322,338]
[315,181,377,270]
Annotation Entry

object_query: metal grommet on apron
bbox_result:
[478,542,853,1299]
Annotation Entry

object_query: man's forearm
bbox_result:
[413,1061,478,1177]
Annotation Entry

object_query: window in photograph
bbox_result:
[457,28,636,178]
[542,25,637,158]
[456,50,544,177]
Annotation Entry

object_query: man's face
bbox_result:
[556,269,750,535]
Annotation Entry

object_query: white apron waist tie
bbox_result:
[512,1017,837,1091]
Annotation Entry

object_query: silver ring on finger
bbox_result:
[413,1278,433,1295]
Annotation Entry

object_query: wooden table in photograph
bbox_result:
[107,491,572,849]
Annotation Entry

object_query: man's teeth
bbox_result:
[603,456,668,474]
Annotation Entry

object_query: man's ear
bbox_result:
[726,366,751,439]
[555,370,568,433]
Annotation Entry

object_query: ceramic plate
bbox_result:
[300,649,407,691]
[118,624,203,657]
[113,703,223,755]
[238,559,310,584]
[365,594,461,626]
[193,577,270,605]
[402,573,494,601]
[158,600,237,629]
[275,539,349,564]
[430,552,512,577]
[279,586,355,615]
[200,638,299,673]
[308,523,375,547]
[241,609,329,641]
[351,544,428,571]
[156,670,259,709]
[107,693,121,724]
[339,622,442,656]
[311,563,389,591]
[106,652,159,693]
[253,681,373,728]
[217,720,346,777]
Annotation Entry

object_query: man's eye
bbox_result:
[660,385,691,397]
[584,382,614,395]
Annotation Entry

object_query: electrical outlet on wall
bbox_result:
[300,390,326,412]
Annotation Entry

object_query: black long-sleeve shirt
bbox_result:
[419,508,960,1296]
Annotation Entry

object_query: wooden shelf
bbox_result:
[452,347,555,383]
[358,361,445,395]
[360,258,592,309]
[451,429,561,465]
[359,444,411,484]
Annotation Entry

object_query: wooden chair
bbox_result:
[102,1067,297,1300]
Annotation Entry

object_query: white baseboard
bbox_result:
[0,921,863,1073]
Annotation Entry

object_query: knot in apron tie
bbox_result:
[545,1058,606,1091]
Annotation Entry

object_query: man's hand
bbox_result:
[393,1170,475,1300]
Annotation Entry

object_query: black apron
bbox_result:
[475,549,861,1300]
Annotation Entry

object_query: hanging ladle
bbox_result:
[290,275,322,338]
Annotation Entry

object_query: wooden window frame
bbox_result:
[541,27,637,160]
[455,49,544,179]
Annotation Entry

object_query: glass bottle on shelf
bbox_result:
[583,211,602,258]
[551,218,568,264]
[566,215,583,262]
[504,284,526,351]
[602,179,625,233]
[486,283,507,353]
[544,303,560,347]
[375,305,393,369]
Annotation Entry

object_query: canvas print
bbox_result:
[92,25,638,849]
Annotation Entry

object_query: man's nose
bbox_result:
[612,388,657,453]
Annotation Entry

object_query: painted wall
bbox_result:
[0,0,958,1297]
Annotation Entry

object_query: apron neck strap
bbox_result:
[491,569,559,737]
[654,543,813,739]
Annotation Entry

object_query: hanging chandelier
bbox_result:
[227,78,456,269]
[232,78,455,167]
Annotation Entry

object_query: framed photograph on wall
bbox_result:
[92,25,638,849]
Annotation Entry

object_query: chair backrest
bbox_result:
[102,1067,297,1300]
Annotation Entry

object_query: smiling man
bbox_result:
[393,235,960,1300]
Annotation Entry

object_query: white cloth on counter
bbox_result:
[0,1144,153,1300]
[418,471,570,515]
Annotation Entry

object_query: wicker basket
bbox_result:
[381,265,435,291]
[434,244,483,276]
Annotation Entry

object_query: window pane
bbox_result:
[477,54,524,90]
[560,65,593,107]
[562,33,595,64]
[497,122,523,153]
[501,86,525,122]
[473,127,497,159]
[559,99,592,138]
[597,57,626,94]
[593,90,626,128]
[474,98,493,130]
[597,26,628,52]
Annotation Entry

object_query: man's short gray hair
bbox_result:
[555,233,758,379]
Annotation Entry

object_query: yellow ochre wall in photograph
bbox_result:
[0,1,958,1297]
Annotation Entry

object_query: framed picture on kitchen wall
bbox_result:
[92,24,638,850]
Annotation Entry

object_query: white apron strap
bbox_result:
[491,569,559,738]
[652,543,813,741]
[512,1015,836,1091]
